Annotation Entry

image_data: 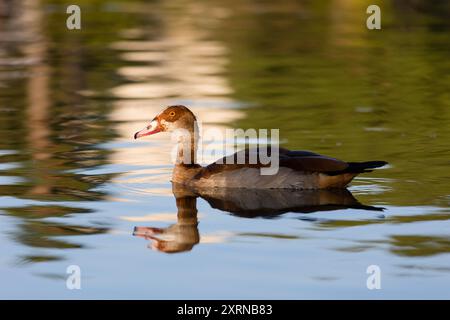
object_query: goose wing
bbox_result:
[196,147,349,179]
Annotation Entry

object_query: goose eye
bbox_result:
[169,111,176,117]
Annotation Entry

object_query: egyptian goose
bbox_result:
[134,105,387,189]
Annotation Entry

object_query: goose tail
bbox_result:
[345,161,388,173]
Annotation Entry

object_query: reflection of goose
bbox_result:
[133,183,383,253]
[195,186,383,218]
[133,195,199,254]
[134,105,387,189]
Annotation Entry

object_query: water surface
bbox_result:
[0,0,449,299]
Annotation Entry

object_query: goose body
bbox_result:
[134,105,387,189]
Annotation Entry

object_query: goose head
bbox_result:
[134,105,197,139]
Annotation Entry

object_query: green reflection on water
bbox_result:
[0,0,146,261]
[222,0,450,206]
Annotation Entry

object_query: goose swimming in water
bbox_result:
[134,105,387,189]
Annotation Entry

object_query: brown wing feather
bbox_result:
[280,156,348,172]
[195,147,349,179]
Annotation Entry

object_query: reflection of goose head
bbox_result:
[133,195,199,254]
[133,184,383,254]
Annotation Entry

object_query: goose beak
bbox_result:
[134,119,161,139]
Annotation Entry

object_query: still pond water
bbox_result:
[0,1,449,299]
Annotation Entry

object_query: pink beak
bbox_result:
[134,119,161,139]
